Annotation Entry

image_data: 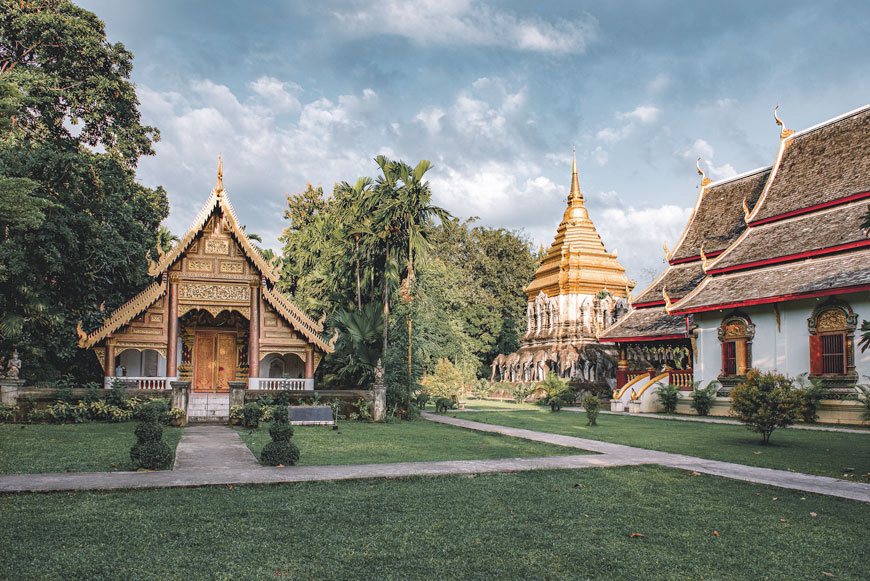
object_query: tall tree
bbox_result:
[0,1,168,382]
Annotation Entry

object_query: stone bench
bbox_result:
[290,406,336,428]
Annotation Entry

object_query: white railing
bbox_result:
[248,378,314,391]
[105,377,177,390]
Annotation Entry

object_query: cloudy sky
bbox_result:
[79,0,869,288]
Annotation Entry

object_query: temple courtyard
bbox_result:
[1,408,868,580]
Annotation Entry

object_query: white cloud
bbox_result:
[414,107,445,134]
[596,125,631,144]
[682,138,738,181]
[647,73,670,93]
[249,76,302,113]
[591,146,609,166]
[618,105,661,123]
[333,0,598,54]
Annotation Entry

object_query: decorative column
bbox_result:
[105,339,116,380]
[616,344,628,389]
[166,273,179,377]
[248,277,260,380]
[304,346,314,379]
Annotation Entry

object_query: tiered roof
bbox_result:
[79,158,334,353]
[524,154,634,299]
[673,105,870,315]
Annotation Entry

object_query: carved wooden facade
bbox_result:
[78,162,335,392]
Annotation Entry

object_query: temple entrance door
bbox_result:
[193,331,237,392]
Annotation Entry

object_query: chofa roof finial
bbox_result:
[216,153,224,194]
[774,105,794,139]
[696,156,712,187]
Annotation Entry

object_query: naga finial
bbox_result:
[663,240,671,260]
[216,153,224,194]
[328,330,339,350]
[774,105,794,139]
[700,243,709,272]
[316,312,326,332]
[663,285,672,314]
[76,321,88,347]
[742,196,751,223]
[696,156,712,187]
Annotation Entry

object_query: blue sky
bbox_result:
[78,0,870,288]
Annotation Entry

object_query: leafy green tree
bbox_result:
[730,370,802,443]
[323,302,383,389]
[0,1,167,382]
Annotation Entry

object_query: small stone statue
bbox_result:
[373,358,385,385]
[6,349,21,379]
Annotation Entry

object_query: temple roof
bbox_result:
[709,199,870,272]
[77,278,167,348]
[632,261,706,305]
[673,248,870,314]
[747,105,870,224]
[598,306,688,340]
[669,167,770,262]
[525,154,634,299]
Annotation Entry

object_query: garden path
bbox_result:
[1,418,868,503]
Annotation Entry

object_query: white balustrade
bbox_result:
[105,377,177,390]
[248,378,314,391]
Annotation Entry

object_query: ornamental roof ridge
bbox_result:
[148,156,279,282]
[262,283,336,353]
[77,277,168,348]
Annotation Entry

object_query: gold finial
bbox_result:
[663,285,672,314]
[774,105,794,139]
[663,240,671,259]
[700,243,709,272]
[216,153,224,194]
[569,146,582,203]
[696,156,712,187]
[76,321,88,347]
[742,196,751,223]
[328,330,339,350]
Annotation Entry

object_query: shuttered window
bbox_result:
[722,341,736,376]
[820,334,845,375]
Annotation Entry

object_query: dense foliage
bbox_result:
[729,370,802,443]
[655,382,680,414]
[280,167,537,418]
[688,381,718,416]
[0,1,167,383]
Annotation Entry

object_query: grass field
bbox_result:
[237,419,582,465]
[2,465,867,580]
[456,410,870,481]
[458,398,542,410]
[0,423,184,474]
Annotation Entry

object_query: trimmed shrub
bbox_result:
[130,418,172,470]
[689,381,718,416]
[549,396,564,412]
[584,394,600,426]
[414,392,431,410]
[135,399,170,424]
[435,397,455,413]
[260,404,300,466]
[242,402,262,429]
[656,383,681,414]
[730,369,801,443]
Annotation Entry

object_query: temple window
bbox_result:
[718,313,754,377]
[808,301,857,377]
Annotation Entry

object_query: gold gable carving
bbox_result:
[816,309,847,332]
[205,239,230,255]
[178,283,249,302]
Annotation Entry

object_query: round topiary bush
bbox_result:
[549,396,564,412]
[269,423,294,442]
[242,402,262,428]
[130,421,172,470]
[260,439,300,466]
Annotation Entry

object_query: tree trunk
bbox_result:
[355,235,362,312]
[383,240,390,359]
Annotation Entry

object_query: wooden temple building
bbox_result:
[77,160,336,409]
[491,153,635,386]
[603,105,870,422]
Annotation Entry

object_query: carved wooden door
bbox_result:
[193,331,237,392]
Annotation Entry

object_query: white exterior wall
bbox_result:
[693,292,870,386]
[116,349,167,377]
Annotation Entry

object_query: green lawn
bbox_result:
[0,423,183,474]
[456,410,870,481]
[2,466,867,580]
[237,419,582,465]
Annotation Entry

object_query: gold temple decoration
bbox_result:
[78,278,168,348]
[773,303,781,332]
[524,151,634,299]
[663,240,671,260]
[696,156,712,187]
[700,243,709,272]
[662,286,672,314]
[774,105,795,139]
[742,197,752,223]
[216,153,224,194]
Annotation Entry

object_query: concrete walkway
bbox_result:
[1,418,868,502]
[423,413,870,503]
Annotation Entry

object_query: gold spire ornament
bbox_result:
[663,286,672,314]
[696,156,712,187]
[700,243,709,272]
[742,196,751,223]
[663,240,671,260]
[216,153,224,194]
[569,146,582,203]
[774,105,795,139]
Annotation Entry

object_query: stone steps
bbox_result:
[187,394,229,423]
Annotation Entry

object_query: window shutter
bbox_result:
[735,340,747,375]
[809,334,823,375]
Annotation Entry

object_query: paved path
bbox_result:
[423,413,870,503]
[1,418,868,502]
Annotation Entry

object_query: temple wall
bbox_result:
[693,292,870,386]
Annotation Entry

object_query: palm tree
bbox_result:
[335,177,374,312]
[371,156,404,358]
[156,226,179,253]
